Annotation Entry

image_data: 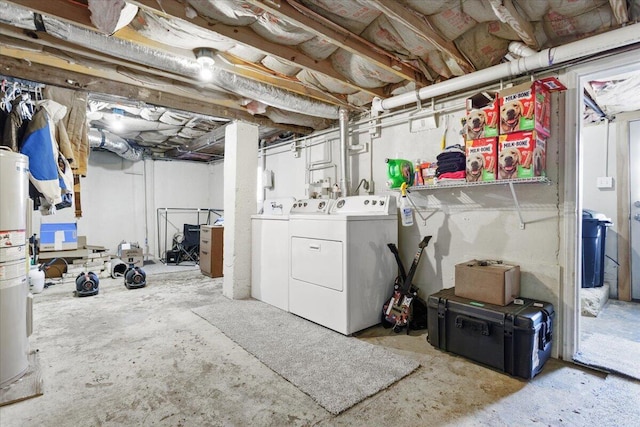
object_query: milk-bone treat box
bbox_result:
[498,77,566,137]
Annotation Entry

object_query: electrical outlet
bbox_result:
[596,176,613,189]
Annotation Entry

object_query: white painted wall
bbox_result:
[581,121,619,296]
[33,150,222,260]
[209,160,224,209]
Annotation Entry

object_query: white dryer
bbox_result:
[289,195,398,335]
[251,197,296,311]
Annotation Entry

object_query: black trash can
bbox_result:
[581,210,612,288]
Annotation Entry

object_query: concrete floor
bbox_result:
[2,267,639,426]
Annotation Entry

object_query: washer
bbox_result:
[289,195,398,335]
[251,197,296,311]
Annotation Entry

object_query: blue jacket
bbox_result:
[20,100,68,206]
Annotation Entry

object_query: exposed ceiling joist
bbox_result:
[362,0,475,75]
[4,0,354,108]
[129,0,387,99]
[0,25,240,109]
[245,0,427,85]
[3,0,635,162]
[0,50,313,135]
[5,0,94,29]
[210,51,353,108]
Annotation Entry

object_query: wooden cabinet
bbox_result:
[200,225,223,278]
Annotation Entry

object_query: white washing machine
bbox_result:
[251,197,296,311]
[289,195,398,335]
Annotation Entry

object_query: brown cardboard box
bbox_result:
[455,260,520,306]
[465,137,497,182]
[498,130,546,180]
[120,248,143,267]
[498,77,566,137]
[466,91,499,140]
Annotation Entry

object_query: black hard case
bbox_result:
[427,287,554,379]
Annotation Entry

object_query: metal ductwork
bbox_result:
[0,2,340,120]
[372,22,640,114]
[88,128,143,161]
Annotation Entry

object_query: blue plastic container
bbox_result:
[581,210,612,288]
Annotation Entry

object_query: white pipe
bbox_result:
[372,22,640,113]
[339,107,349,196]
[508,42,537,58]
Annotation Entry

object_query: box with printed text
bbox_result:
[498,131,546,179]
[465,91,499,140]
[465,137,497,182]
[498,77,566,137]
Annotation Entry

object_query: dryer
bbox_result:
[289,195,398,335]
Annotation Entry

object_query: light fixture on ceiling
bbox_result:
[109,107,125,132]
[194,47,215,81]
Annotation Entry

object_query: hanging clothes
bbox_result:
[43,86,89,176]
[20,100,68,210]
[2,80,38,151]
[2,97,27,152]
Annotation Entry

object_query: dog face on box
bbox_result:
[533,136,546,177]
[499,83,537,134]
[498,132,536,179]
[466,92,499,140]
[465,138,497,182]
[499,82,552,136]
[500,96,534,133]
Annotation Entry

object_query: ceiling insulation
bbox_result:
[0,0,638,161]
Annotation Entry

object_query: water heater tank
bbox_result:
[0,148,30,387]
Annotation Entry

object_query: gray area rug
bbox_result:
[577,300,640,380]
[193,299,419,414]
[576,333,640,380]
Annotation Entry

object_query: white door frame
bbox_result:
[561,52,640,360]
[617,111,640,301]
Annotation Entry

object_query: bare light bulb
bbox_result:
[194,48,215,81]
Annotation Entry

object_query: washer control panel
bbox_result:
[290,198,334,214]
[330,195,396,215]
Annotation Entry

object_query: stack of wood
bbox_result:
[39,245,113,285]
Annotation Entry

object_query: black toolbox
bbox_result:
[427,287,554,379]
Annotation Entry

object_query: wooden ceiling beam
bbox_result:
[115,26,352,108]
[245,0,426,85]
[5,0,357,106]
[130,0,386,98]
[0,51,313,135]
[5,0,96,30]
[362,0,475,75]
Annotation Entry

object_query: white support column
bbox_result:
[223,121,258,299]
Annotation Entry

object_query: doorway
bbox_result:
[573,59,640,379]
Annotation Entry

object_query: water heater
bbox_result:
[0,148,30,387]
